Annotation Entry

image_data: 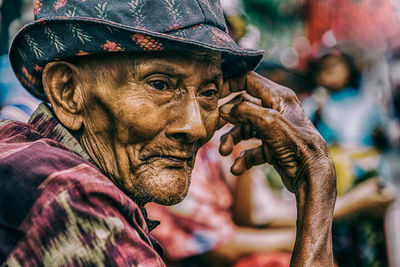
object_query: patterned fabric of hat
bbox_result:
[9,0,264,101]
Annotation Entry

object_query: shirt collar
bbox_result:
[28,103,92,161]
[140,207,161,232]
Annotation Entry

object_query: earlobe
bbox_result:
[42,61,84,131]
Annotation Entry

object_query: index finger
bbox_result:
[221,72,276,108]
[219,73,247,98]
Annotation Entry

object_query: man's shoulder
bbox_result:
[0,120,36,140]
[0,119,93,189]
[0,119,141,222]
[0,119,65,153]
[0,119,101,237]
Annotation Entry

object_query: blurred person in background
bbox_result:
[303,49,395,266]
[302,49,387,148]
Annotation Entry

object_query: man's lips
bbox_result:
[143,154,194,167]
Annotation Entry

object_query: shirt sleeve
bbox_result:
[3,163,165,267]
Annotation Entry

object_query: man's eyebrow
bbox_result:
[138,62,187,77]
[137,60,222,79]
[206,72,223,83]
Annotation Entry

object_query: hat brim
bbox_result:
[9,17,263,101]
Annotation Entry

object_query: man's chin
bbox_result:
[129,168,192,206]
[151,191,189,206]
[135,186,189,206]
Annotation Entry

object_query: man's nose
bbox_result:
[166,97,207,143]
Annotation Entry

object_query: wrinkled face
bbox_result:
[78,52,222,205]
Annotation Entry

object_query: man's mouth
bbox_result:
[143,154,194,168]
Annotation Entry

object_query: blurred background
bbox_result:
[1,0,400,266]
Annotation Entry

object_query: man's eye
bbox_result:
[150,80,168,90]
[202,89,217,97]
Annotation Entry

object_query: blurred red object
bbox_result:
[305,0,331,50]
[306,0,400,53]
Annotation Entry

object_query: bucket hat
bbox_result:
[9,0,264,101]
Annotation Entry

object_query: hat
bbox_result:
[9,0,264,101]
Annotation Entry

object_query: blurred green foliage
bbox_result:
[243,0,305,59]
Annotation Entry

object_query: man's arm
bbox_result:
[219,71,337,266]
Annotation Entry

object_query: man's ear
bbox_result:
[42,61,84,131]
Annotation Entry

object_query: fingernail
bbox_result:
[221,104,234,114]
[220,134,227,143]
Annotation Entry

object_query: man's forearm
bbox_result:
[291,167,336,266]
[219,71,338,266]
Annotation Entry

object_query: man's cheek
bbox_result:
[204,110,219,140]
[126,109,166,141]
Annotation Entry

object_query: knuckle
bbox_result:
[265,109,286,130]
[278,86,300,105]
[280,85,297,98]
[265,108,279,121]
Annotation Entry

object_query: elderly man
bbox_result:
[0,0,336,266]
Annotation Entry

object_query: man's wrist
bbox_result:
[290,161,336,267]
[304,155,336,195]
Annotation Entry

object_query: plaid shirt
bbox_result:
[0,103,164,267]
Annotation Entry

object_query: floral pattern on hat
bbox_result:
[54,0,67,11]
[45,27,66,52]
[102,40,125,52]
[131,34,164,51]
[68,24,92,44]
[127,0,145,27]
[33,0,43,16]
